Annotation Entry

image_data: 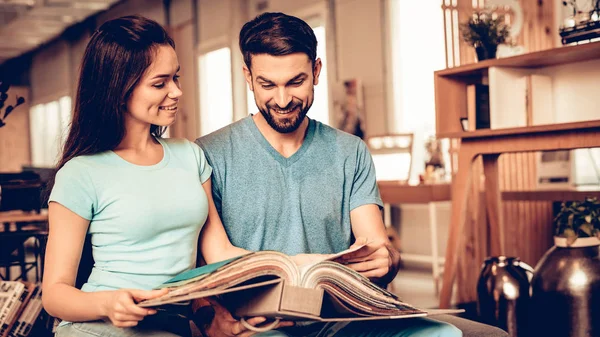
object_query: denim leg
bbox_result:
[54,321,189,337]
[253,330,293,337]
[318,318,462,337]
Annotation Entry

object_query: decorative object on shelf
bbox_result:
[334,78,365,139]
[530,197,600,337]
[477,256,533,337]
[466,83,490,130]
[422,136,445,184]
[0,79,25,129]
[460,11,510,61]
[486,0,525,58]
[460,118,469,132]
[559,0,600,45]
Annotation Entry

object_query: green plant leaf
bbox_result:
[568,213,574,228]
[3,105,13,119]
[580,223,593,236]
[565,228,578,246]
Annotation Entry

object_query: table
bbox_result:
[439,121,600,308]
[502,187,600,201]
[0,210,49,281]
[0,210,48,230]
[378,182,452,294]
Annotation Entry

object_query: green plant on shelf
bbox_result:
[460,11,510,61]
[554,197,600,246]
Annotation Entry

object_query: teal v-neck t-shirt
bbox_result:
[49,138,212,292]
[197,116,382,256]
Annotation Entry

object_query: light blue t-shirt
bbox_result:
[196,116,382,256]
[49,138,212,292]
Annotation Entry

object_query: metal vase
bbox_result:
[477,256,533,336]
[530,237,600,337]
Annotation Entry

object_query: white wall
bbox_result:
[334,0,388,135]
[31,40,71,105]
[399,203,451,262]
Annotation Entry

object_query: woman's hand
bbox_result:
[101,288,168,328]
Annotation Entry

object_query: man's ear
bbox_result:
[312,58,323,85]
[243,66,253,91]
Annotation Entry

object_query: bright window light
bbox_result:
[372,153,412,181]
[311,25,329,125]
[389,0,446,182]
[29,95,72,167]
[246,82,257,116]
[199,47,233,136]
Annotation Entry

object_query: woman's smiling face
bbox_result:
[125,45,182,127]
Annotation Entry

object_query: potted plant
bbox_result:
[553,197,600,246]
[530,198,600,336]
[460,12,510,61]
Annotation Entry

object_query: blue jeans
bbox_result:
[255,318,462,337]
[54,313,191,337]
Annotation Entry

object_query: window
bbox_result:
[574,148,600,186]
[245,24,330,125]
[388,0,446,182]
[29,96,71,167]
[310,25,329,125]
[199,47,233,136]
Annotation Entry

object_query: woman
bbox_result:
[42,15,288,337]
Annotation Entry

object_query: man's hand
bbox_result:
[336,237,400,285]
[203,299,293,337]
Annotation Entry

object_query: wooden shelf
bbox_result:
[434,41,600,137]
[435,41,600,78]
[438,120,600,140]
[503,187,600,201]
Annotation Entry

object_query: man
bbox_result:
[196,12,461,337]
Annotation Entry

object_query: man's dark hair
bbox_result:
[239,12,317,69]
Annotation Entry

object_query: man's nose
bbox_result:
[274,88,292,108]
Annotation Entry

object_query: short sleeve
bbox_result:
[194,138,223,217]
[190,142,213,184]
[49,159,97,220]
[349,140,383,211]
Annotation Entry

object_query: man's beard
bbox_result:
[258,97,313,134]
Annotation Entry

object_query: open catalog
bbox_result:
[139,245,462,324]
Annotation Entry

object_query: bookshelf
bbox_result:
[435,41,600,309]
[434,41,600,138]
